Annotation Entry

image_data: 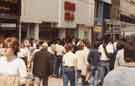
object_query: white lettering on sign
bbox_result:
[101,0,112,4]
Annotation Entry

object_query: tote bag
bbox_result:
[0,75,20,86]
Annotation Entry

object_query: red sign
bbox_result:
[64,12,74,21]
[64,1,75,12]
[64,1,75,21]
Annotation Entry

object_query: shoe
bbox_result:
[97,80,103,86]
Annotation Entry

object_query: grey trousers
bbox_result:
[98,61,110,81]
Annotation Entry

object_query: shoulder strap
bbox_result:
[103,44,110,58]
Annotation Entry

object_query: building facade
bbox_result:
[21,0,95,42]
[0,0,20,37]
[120,0,135,36]
[0,0,95,42]
[94,0,135,40]
[94,0,112,40]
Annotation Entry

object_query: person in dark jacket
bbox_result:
[87,43,102,85]
[33,42,52,86]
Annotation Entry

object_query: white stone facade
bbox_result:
[21,0,95,28]
[120,0,135,16]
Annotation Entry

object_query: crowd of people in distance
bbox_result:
[0,34,134,86]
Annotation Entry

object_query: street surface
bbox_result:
[48,77,63,86]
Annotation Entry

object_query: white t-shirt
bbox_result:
[63,51,77,67]
[98,42,114,61]
[0,57,27,78]
[55,44,64,56]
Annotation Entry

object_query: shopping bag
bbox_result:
[0,75,20,86]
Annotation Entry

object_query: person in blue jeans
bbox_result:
[87,43,102,85]
[63,67,76,86]
[63,43,77,86]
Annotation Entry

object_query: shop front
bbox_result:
[20,0,95,41]
[0,0,21,40]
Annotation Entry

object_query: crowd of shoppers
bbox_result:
[0,34,134,86]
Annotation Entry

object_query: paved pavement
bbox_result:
[43,77,92,86]
[48,77,63,86]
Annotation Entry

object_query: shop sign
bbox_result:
[64,1,76,21]
[94,26,102,32]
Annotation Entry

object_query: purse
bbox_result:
[0,75,20,86]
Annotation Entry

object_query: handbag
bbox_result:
[0,75,20,86]
[103,45,117,70]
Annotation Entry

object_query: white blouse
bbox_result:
[75,50,88,76]
[0,57,27,78]
[63,51,77,67]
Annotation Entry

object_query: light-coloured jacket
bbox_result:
[114,49,126,68]
[103,65,135,86]
[76,49,89,76]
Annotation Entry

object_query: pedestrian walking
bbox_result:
[33,42,52,86]
[87,43,101,86]
[98,34,114,82]
[48,43,57,76]
[63,43,77,86]
[55,40,65,78]
[0,37,27,86]
[75,43,89,85]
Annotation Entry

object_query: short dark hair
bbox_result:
[64,43,73,52]
[77,44,84,50]
[38,40,44,46]
[124,35,135,63]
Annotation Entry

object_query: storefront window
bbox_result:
[0,0,20,16]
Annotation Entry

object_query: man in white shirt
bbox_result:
[98,35,115,84]
[63,43,77,86]
[98,42,114,61]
